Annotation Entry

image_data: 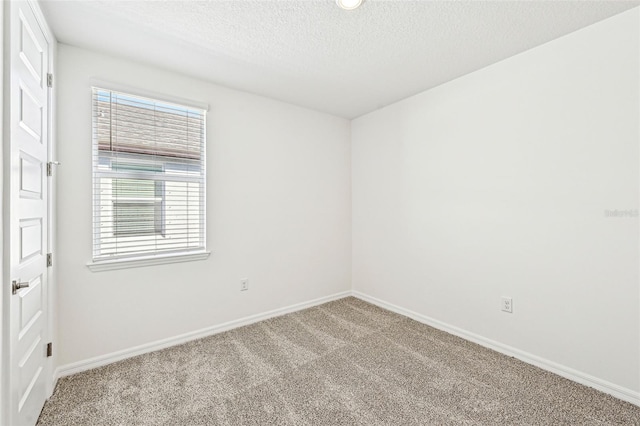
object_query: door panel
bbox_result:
[19,86,44,139]
[19,11,44,82]
[8,1,51,425]
[19,219,43,262]
[19,277,42,334]
[19,152,44,197]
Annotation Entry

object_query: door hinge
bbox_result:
[47,73,53,88]
[46,342,52,357]
[47,253,53,267]
[47,161,60,177]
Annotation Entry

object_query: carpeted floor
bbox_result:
[38,297,640,425]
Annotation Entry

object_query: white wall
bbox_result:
[0,2,5,423]
[56,44,351,367]
[352,8,639,395]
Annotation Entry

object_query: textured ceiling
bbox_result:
[40,0,639,118]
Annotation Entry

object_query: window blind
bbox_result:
[92,88,206,262]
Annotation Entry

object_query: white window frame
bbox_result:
[87,84,210,271]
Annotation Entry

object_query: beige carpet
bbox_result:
[38,297,640,425]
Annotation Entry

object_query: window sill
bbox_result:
[87,251,211,272]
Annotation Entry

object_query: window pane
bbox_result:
[114,178,156,198]
[113,200,160,236]
[92,87,206,262]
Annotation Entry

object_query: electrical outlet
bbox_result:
[240,278,249,291]
[501,297,513,313]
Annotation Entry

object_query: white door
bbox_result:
[6,1,52,425]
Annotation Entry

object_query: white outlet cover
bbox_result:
[501,297,513,313]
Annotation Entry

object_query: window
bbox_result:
[91,88,207,266]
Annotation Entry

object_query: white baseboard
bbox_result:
[352,291,640,407]
[55,291,351,380]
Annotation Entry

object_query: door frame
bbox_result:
[1,1,56,424]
